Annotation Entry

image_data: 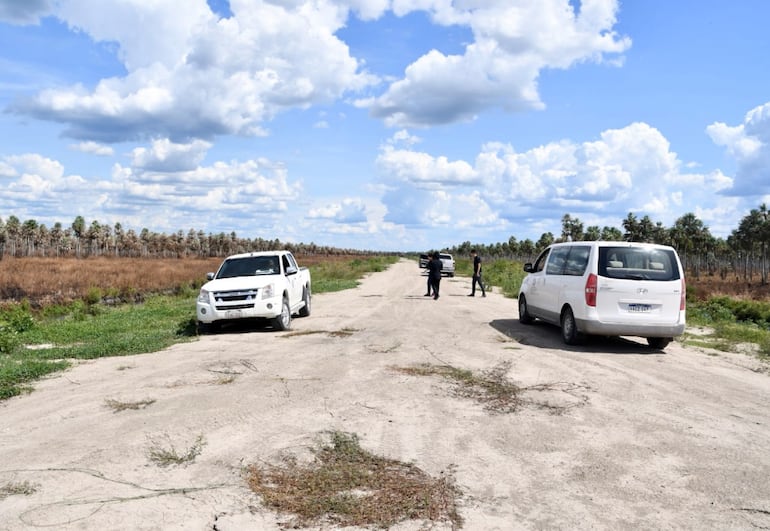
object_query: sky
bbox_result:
[0,0,769,252]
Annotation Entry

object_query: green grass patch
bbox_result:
[453,257,526,298]
[687,297,770,359]
[310,256,398,293]
[18,295,196,360]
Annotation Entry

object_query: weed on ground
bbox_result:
[392,361,589,414]
[146,434,206,467]
[104,398,156,412]
[245,431,462,529]
[0,481,38,499]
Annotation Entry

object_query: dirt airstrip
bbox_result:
[1,259,769,530]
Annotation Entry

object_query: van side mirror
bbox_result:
[523,263,534,273]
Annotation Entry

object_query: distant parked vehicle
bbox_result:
[439,253,455,277]
[518,241,685,349]
[418,253,454,276]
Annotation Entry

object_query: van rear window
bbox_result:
[599,247,680,281]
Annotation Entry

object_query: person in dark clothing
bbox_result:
[427,251,443,300]
[469,249,486,297]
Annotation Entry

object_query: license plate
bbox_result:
[225,310,242,319]
[627,304,651,313]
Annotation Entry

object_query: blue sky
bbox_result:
[1,0,768,252]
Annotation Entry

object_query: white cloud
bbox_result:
[376,121,737,239]
[377,145,479,187]
[307,198,368,223]
[0,148,303,235]
[707,101,770,195]
[361,0,631,127]
[70,141,115,156]
[12,0,378,142]
[130,138,211,171]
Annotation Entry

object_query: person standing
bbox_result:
[469,249,486,297]
[427,251,443,300]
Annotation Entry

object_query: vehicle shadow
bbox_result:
[200,319,281,335]
[489,319,664,354]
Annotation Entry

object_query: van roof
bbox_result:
[548,241,676,251]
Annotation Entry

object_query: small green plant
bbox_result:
[85,286,103,306]
[246,431,462,529]
[147,434,206,467]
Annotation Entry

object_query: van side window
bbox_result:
[564,246,590,276]
[546,247,570,275]
[532,249,550,273]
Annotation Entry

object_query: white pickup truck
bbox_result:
[196,250,311,333]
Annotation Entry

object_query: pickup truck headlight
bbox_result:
[197,289,210,303]
[261,283,275,299]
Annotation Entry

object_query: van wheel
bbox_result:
[298,287,311,317]
[272,297,291,331]
[518,295,534,324]
[561,307,584,345]
[647,337,671,350]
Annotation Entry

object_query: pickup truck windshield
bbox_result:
[217,256,280,278]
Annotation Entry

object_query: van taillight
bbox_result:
[680,277,686,310]
[585,273,597,307]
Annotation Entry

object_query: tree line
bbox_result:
[447,205,770,284]
[2,204,769,284]
[0,215,373,260]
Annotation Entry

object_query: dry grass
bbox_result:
[246,431,462,529]
[393,361,589,414]
[146,434,206,467]
[0,256,223,306]
[282,328,359,338]
[104,398,156,412]
[0,480,38,499]
[0,254,369,307]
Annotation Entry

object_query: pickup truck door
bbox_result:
[282,254,303,304]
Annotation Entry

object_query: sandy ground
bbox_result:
[1,259,770,530]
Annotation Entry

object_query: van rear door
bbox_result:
[595,246,683,325]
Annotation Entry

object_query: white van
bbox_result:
[518,241,686,349]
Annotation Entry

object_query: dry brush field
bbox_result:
[0,255,370,307]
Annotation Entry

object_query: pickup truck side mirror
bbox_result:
[523,263,534,273]
[285,266,298,276]
[206,272,215,280]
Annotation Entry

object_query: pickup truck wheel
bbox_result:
[518,295,534,324]
[272,297,291,331]
[298,287,311,317]
[560,307,584,345]
[197,321,219,334]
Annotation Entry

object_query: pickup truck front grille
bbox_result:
[212,289,259,310]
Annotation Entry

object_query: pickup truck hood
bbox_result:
[202,276,277,292]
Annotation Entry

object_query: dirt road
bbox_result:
[2,259,769,530]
